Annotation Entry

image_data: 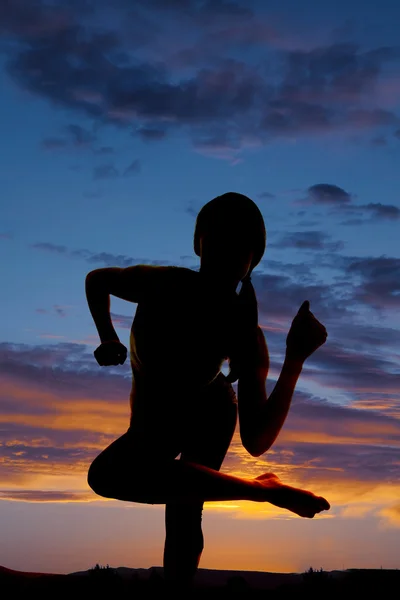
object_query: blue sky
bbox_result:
[0,0,399,574]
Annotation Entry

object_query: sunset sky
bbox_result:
[1,0,400,575]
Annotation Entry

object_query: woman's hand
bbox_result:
[286,301,328,363]
[94,340,128,366]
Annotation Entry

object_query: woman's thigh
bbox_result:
[164,375,237,539]
[87,428,179,499]
[180,373,238,470]
[87,373,237,499]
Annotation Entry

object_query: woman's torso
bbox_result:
[129,266,238,421]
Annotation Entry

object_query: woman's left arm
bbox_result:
[238,300,327,457]
[238,354,303,458]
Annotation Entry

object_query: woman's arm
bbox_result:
[238,300,327,457]
[85,264,163,343]
[85,269,121,343]
[238,356,303,457]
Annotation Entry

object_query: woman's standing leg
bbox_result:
[163,375,238,591]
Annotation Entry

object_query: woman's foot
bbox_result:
[254,473,330,518]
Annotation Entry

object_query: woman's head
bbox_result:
[194,192,266,383]
[194,192,266,285]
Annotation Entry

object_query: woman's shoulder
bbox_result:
[139,265,197,297]
[155,265,197,281]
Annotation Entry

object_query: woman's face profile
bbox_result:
[199,228,254,284]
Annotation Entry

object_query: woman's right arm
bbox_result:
[85,265,156,343]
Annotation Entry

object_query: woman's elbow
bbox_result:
[241,435,268,458]
[248,447,264,458]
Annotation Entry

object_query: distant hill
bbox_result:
[1,564,399,593]
[71,565,305,589]
[0,564,360,591]
[0,565,63,579]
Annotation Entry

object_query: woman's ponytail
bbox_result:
[226,273,259,383]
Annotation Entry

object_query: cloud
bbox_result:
[31,242,67,254]
[331,320,400,352]
[300,184,399,223]
[361,203,400,220]
[267,439,400,487]
[306,184,353,205]
[339,205,400,224]
[271,231,344,252]
[0,340,132,391]
[93,164,119,180]
[225,394,400,504]
[108,312,133,330]
[65,123,96,146]
[259,259,316,282]
[276,44,400,105]
[136,127,167,141]
[0,338,399,491]
[0,442,94,467]
[296,337,400,396]
[35,305,70,318]
[123,159,141,176]
[1,222,400,509]
[128,0,253,21]
[345,256,400,310]
[192,136,243,163]
[0,0,73,37]
[2,3,400,161]
[258,191,276,200]
[343,203,400,222]
[180,250,394,319]
[0,490,95,503]
[54,305,67,318]
[31,241,179,268]
[185,204,200,219]
[29,235,400,320]
[92,160,140,179]
[380,504,400,527]
[41,123,97,152]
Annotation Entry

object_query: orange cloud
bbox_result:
[1,341,399,540]
[379,504,400,528]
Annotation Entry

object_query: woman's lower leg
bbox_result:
[163,501,204,589]
[88,454,329,518]
[88,450,263,504]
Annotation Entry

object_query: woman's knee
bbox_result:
[87,449,160,503]
[87,432,132,497]
[87,455,112,498]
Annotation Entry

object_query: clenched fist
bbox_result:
[286,301,328,363]
[94,340,128,366]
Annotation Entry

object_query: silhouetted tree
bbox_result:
[303,566,330,590]
[89,563,119,581]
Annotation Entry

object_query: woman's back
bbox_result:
[129,266,238,391]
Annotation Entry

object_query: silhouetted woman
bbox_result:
[85,192,330,591]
